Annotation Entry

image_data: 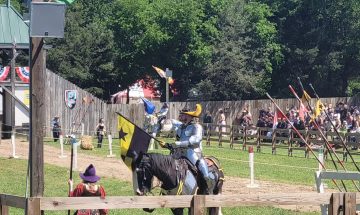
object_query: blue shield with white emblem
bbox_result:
[65,90,77,109]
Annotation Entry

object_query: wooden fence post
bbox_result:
[329,193,340,215]
[26,198,41,215]
[230,125,234,149]
[192,195,206,215]
[343,192,356,215]
[0,204,9,215]
[218,124,222,147]
[205,123,210,146]
[329,193,356,215]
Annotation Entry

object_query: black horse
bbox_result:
[134,152,224,215]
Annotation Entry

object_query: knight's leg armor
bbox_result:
[197,158,215,194]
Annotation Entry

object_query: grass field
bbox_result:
[0,157,319,215]
[44,136,360,190]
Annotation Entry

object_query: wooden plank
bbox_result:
[329,193,341,215]
[27,197,41,215]
[0,194,26,209]
[204,193,334,207]
[192,195,205,215]
[343,193,356,215]
[40,196,193,210]
[38,193,360,211]
[0,205,9,215]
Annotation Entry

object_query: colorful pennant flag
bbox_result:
[272,111,278,129]
[0,66,10,81]
[117,113,152,170]
[141,97,156,115]
[152,66,166,78]
[168,77,174,85]
[298,102,308,121]
[15,67,30,83]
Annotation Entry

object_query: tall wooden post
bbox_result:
[29,14,45,197]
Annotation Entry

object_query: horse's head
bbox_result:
[134,152,153,196]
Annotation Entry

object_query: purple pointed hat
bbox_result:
[79,164,100,183]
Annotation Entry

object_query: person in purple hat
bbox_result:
[68,164,108,215]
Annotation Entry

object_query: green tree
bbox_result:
[195,0,282,100]
[263,0,360,97]
[47,0,116,99]
[111,0,225,101]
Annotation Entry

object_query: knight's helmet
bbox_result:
[181,104,202,117]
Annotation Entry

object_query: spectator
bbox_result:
[51,116,61,142]
[294,118,305,130]
[276,118,287,129]
[203,111,213,134]
[68,164,108,215]
[217,109,226,134]
[96,118,106,148]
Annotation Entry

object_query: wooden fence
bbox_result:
[42,70,360,138]
[202,123,360,160]
[0,193,358,215]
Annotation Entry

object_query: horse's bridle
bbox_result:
[136,158,154,196]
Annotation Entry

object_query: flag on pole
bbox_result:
[299,102,308,121]
[314,99,324,118]
[141,97,156,115]
[117,113,152,169]
[276,110,286,119]
[152,66,166,78]
[55,0,76,4]
[301,90,311,103]
[168,77,174,85]
[272,111,278,129]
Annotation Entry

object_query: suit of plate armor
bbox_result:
[172,120,215,193]
[156,106,168,130]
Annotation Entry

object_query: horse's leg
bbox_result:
[171,208,184,215]
[209,168,224,215]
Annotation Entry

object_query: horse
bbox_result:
[133,151,224,215]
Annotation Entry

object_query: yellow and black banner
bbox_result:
[117,113,152,169]
[301,90,311,103]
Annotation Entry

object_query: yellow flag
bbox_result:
[314,99,324,118]
[152,65,166,78]
[117,113,152,169]
[301,90,311,103]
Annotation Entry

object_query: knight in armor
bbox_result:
[171,104,215,194]
[156,103,169,130]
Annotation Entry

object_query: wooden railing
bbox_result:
[202,123,360,160]
[0,193,358,215]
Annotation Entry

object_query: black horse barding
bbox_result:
[134,152,224,215]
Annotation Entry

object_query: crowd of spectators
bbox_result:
[253,102,360,134]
